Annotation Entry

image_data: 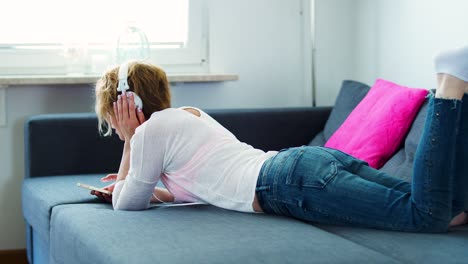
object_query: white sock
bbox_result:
[434,46,468,82]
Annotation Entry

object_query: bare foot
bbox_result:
[449,211,468,227]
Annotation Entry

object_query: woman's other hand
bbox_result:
[101,173,118,182]
[151,187,175,203]
[91,174,118,203]
[115,92,146,141]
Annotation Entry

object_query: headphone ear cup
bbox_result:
[129,92,144,109]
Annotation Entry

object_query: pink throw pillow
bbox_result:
[324,79,428,169]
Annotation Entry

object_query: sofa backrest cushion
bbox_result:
[25,113,125,178]
[25,108,332,178]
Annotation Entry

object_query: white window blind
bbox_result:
[0,0,207,75]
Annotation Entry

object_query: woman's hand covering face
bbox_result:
[112,91,146,141]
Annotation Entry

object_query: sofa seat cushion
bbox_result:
[317,224,468,263]
[22,174,106,243]
[49,203,399,264]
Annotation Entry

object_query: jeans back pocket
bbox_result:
[285,147,339,189]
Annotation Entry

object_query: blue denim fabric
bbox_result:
[454,94,468,213]
[256,97,463,233]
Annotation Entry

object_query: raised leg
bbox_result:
[434,46,468,226]
[450,93,468,226]
[257,47,468,232]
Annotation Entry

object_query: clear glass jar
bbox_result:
[115,21,150,64]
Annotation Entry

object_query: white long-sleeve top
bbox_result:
[112,107,278,212]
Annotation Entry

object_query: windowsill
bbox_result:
[0,73,239,86]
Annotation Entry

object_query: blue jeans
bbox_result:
[256,97,465,233]
[454,94,468,213]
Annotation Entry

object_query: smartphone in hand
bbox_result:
[77,183,112,195]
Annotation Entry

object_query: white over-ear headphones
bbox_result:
[117,62,144,109]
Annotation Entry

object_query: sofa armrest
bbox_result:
[24,107,332,178]
[207,107,332,152]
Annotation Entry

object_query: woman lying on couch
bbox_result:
[92,46,468,232]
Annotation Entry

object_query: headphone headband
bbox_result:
[117,62,130,92]
[116,61,144,110]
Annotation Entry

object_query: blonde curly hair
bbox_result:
[95,61,171,136]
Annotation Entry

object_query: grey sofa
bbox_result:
[22,80,468,264]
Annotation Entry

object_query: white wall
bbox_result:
[314,0,468,106]
[0,0,311,250]
[354,0,468,89]
[314,0,357,106]
[172,0,312,109]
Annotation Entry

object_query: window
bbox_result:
[0,0,207,75]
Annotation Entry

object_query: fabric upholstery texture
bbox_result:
[22,174,105,243]
[24,113,124,178]
[317,224,468,263]
[32,228,50,264]
[325,79,428,168]
[49,203,399,264]
[208,107,332,152]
